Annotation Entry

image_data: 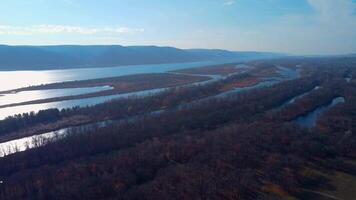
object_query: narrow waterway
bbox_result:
[0,65,300,157]
[279,86,321,109]
[0,60,242,120]
[294,97,346,128]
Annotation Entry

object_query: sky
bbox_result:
[0,0,355,55]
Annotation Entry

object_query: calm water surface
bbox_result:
[0,86,113,106]
[0,65,301,156]
[0,88,167,120]
[0,60,233,92]
[294,97,345,128]
[0,61,241,119]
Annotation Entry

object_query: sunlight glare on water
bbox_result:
[0,70,53,91]
[0,60,234,92]
[0,86,113,106]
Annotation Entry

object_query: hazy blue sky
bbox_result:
[0,0,355,54]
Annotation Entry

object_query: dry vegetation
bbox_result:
[0,73,209,108]
[0,57,355,199]
[172,63,243,75]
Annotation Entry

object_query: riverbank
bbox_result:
[171,63,242,75]
[0,63,300,147]
[0,73,210,109]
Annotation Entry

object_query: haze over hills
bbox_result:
[0,45,283,70]
[1,0,356,199]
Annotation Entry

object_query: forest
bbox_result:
[0,57,355,200]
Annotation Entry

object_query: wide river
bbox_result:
[0,60,238,119]
[0,60,235,91]
[0,64,301,156]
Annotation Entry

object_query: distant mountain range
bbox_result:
[0,45,284,70]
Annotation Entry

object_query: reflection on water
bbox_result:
[0,110,152,157]
[0,71,52,92]
[217,66,300,98]
[0,117,117,157]
[0,61,241,119]
[0,60,234,92]
[277,66,300,80]
[0,64,300,120]
[0,88,166,120]
[0,65,302,157]
[0,129,65,157]
[0,86,113,106]
[294,97,345,128]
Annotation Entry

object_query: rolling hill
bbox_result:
[0,45,283,70]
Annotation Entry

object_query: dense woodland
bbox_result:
[0,57,355,199]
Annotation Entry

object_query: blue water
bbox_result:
[0,65,302,156]
[294,97,345,128]
[0,86,113,106]
[0,60,235,92]
[217,66,300,98]
[279,86,321,109]
[0,64,300,120]
[0,60,241,119]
